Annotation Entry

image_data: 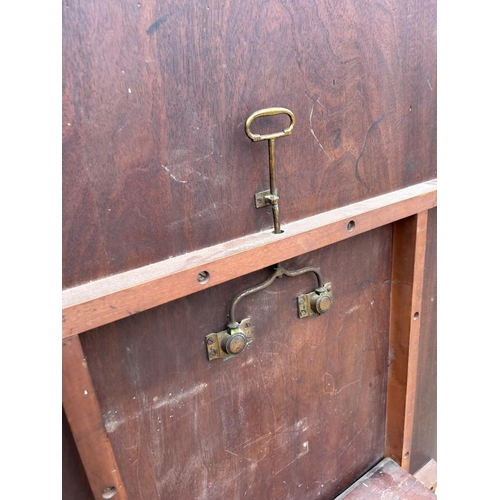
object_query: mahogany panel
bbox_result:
[63,0,436,288]
[409,208,437,474]
[79,225,393,500]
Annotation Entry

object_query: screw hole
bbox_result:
[197,271,210,284]
[347,220,355,231]
[102,487,117,499]
[413,312,419,320]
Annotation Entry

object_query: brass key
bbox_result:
[245,107,295,234]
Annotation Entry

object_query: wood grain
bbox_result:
[413,458,437,492]
[63,0,436,289]
[385,212,428,469]
[333,457,436,499]
[62,0,437,497]
[62,336,128,500]
[79,226,393,499]
[63,180,436,338]
[409,208,437,474]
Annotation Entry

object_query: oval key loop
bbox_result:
[245,107,296,234]
[245,107,295,142]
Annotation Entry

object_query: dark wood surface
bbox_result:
[333,458,436,499]
[63,180,436,338]
[79,226,393,499]
[409,208,437,474]
[63,336,128,500]
[63,1,436,498]
[63,0,436,289]
[62,409,94,500]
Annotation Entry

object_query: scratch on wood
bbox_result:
[272,441,309,476]
[242,431,273,449]
[309,102,333,161]
[338,420,370,457]
[335,378,361,396]
[161,164,188,184]
[152,382,208,409]
[345,304,361,315]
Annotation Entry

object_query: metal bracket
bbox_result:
[205,265,332,361]
[297,282,333,319]
[255,189,272,208]
[205,318,254,361]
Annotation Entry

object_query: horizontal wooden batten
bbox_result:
[62,179,436,338]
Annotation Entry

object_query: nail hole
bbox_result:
[102,487,117,499]
[413,312,419,320]
[197,271,210,284]
[404,452,409,459]
[347,220,355,231]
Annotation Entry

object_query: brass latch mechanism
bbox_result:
[245,107,295,234]
[205,264,332,361]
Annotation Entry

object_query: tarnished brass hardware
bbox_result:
[255,189,275,208]
[227,264,325,329]
[245,107,295,234]
[206,264,331,361]
[205,318,253,361]
[245,107,295,142]
[297,282,333,319]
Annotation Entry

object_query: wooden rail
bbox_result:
[62,180,437,499]
[62,180,436,338]
[63,336,128,500]
[385,211,429,470]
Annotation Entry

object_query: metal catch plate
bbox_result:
[297,282,333,319]
[205,318,253,361]
[255,190,279,209]
[255,190,271,208]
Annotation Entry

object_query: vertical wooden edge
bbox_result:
[385,211,428,470]
[62,336,128,500]
[413,459,437,492]
[401,210,428,470]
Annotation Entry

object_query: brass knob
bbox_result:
[311,291,332,315]
[221,331,248,355]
